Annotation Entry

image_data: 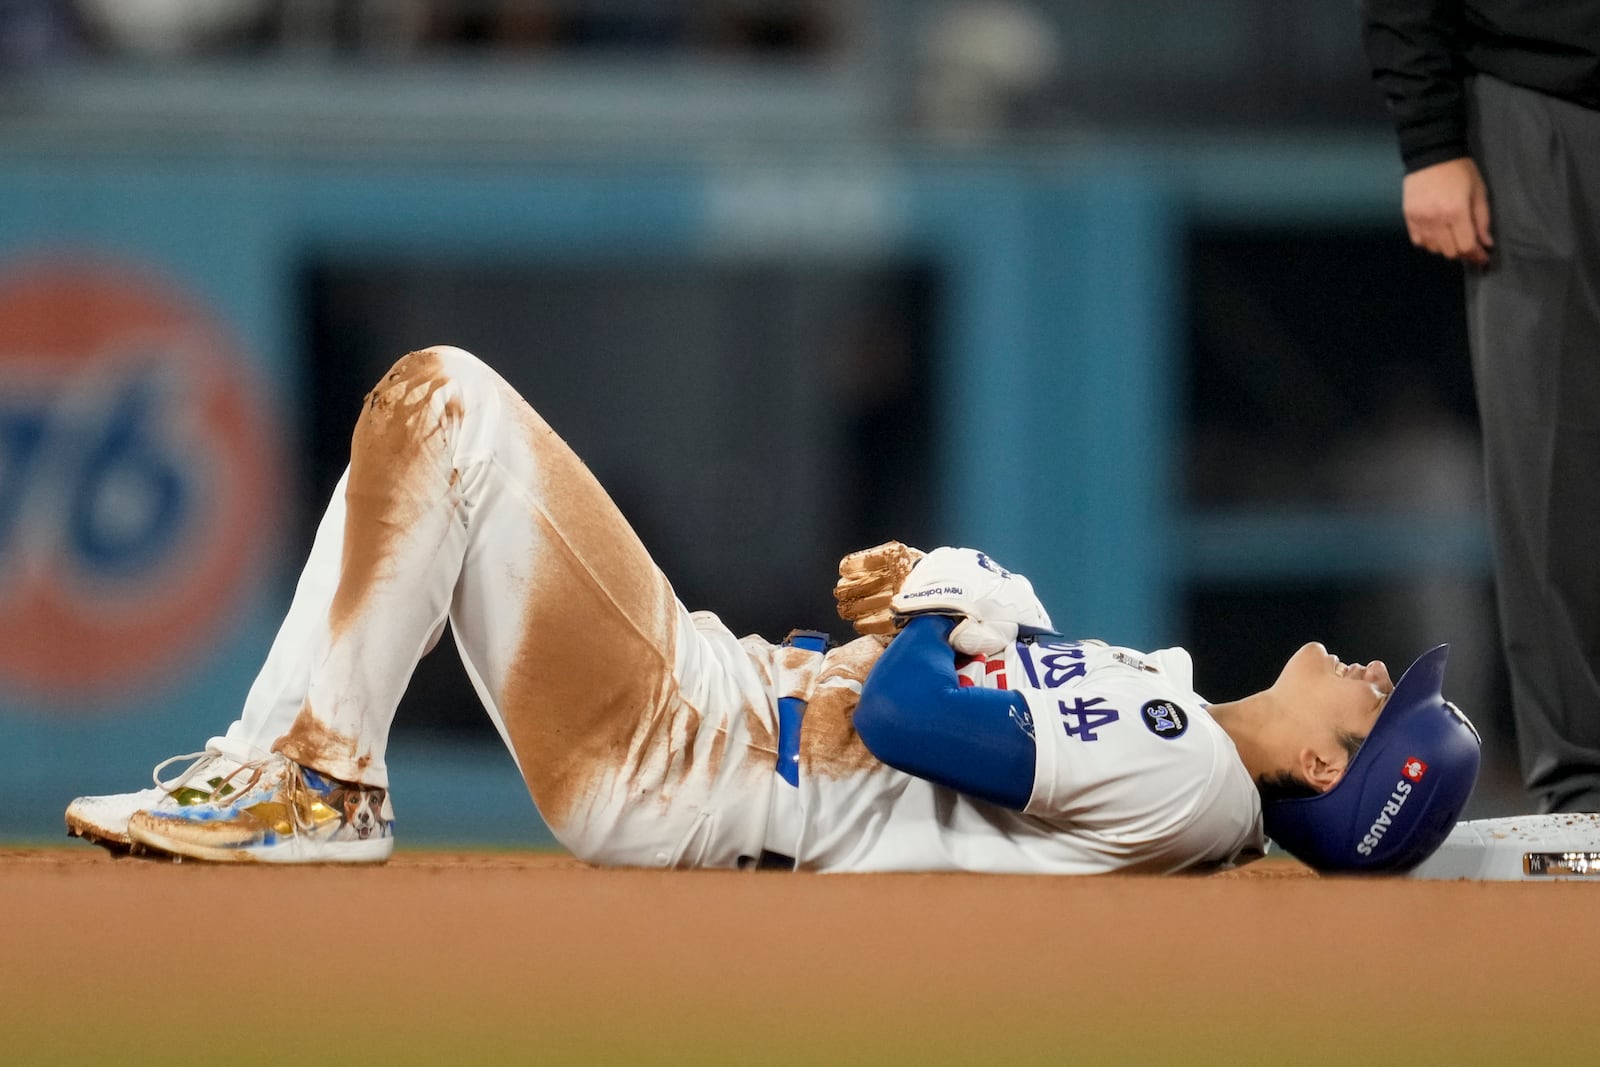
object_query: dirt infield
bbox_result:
[3,847,1596,1067]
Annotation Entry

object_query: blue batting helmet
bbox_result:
[1261,645,1481,874]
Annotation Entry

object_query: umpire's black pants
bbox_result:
[1467,74,1600,813]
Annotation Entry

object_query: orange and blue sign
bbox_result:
[0,256,285,704]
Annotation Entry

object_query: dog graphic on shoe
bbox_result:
[329,784,389,842]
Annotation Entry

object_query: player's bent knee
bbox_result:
[375,345,488,390]
[363,346,501,416]
[365,345,545,458]
[412,344,487,378]
[355,346,491,453]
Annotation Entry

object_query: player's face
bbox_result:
[1275,641,1392,749]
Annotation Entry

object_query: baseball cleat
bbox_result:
[65,744,254,852]
[126,754,394,864]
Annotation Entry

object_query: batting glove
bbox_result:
[890,547,1056,656]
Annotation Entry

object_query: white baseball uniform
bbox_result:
[784,640,1265,873]
[209,345,1264,875]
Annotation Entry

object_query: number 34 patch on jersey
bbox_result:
[1140,700,1189,740]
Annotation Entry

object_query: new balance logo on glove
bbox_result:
[890,547,1059,656]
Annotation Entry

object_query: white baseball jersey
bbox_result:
[781,638,1266,875]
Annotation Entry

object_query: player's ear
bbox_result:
[1296,746,1346,794]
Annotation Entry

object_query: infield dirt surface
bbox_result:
[3,846,1594,1066]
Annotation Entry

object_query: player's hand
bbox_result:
[1402,157,1494,267]
[834,541,926,636]
[890,546,1056,656]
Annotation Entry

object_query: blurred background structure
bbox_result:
[0,0,1513,846]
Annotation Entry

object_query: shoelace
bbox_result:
[151,751,339,838]
[150,750,219,793]
[150,750,271,804]
[234,760,330,838]
[281,763,323,836]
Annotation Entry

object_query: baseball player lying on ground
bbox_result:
[65,346,1482,874]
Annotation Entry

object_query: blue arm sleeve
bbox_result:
[854,615,1037,811]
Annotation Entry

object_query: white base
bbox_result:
[1409,814,1600,880]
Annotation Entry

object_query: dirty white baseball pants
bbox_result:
[207,346,795,868]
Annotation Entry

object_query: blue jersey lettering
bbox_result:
[1059,697,1120,742]
[1016,642,1087,691]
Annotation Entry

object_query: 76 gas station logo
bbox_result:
[0,358,199,587]
[0,260,284,702]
